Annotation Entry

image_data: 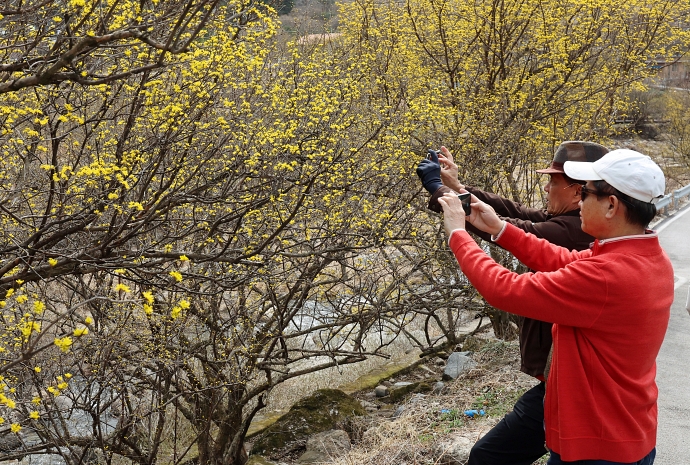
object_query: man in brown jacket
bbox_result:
[416,141,609,465]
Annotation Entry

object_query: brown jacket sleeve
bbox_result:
[429,185,592,250]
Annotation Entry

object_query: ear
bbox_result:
[604,195,621,219]
[570,184,583,207]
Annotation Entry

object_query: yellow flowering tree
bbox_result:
[339,0,690,203]
[336,0,690,337]
[0,0,688,463]
[0,1,437,463]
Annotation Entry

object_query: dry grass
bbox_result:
[322,340,539,465]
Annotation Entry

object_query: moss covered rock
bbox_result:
[250,389,365,459]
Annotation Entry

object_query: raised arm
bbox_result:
[448,228,605,327]
[492,222,592,272]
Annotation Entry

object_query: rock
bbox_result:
[297,429,351,463]
[462,335,484,352]
[392,405,405,418]
[393,381,413,387]
[419,364,437,376]
[359,400,379,413]
[386,382,432,403]
[433,381,446,394]
[304,429,351,457]
[374,385,389,397]
[296,450,328,464]
[246,456,279,465]
[0,432,22,452]
[433,434,473,464]
[442,352,476,381]
[435,357,446,366]
[250,389,365,459]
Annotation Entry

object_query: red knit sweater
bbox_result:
[449,224,673,462]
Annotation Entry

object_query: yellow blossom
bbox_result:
[115,283,131,293]
[142,291,154,304]
[33,301,45,313]
[73,327,89,337]
[54,337,73,353]
[48,258,58,266]
[29,411,39,420]
[169,271,183,282]
[10,423,20,433]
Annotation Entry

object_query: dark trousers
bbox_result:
[467,381,547,465]
[547,448,656,465]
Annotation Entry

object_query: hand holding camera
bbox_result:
[438,192,505,237]
[437,147,465,192]
[416,149,443,194]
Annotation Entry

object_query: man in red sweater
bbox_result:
[419,142,608,465]
[436,149,673,464]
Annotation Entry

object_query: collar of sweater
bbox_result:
[591,229,659,253]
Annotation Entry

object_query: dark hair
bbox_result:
[563,174,585,186]
[592,180,657,227]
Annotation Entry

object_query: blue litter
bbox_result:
[463,409,486,418]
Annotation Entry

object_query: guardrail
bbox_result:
[656,182,690,215]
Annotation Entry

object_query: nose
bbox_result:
[544,181,551,193]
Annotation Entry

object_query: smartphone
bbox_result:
[458,193,471,215]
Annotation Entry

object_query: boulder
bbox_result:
[442,352,476,381]
[297,429,351,463]
[433,434,473,464]
[250,389,365,459]
[296,450,327,464]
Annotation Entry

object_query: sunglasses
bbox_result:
[580,186,635,206]
[580,186,607,201]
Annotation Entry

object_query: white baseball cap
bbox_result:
[563,149,665,203]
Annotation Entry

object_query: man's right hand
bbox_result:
[438,146,465,192]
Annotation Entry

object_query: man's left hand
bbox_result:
[437,192,467,235]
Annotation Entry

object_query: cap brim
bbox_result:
[536,168,565,174]
[563,160,602,181]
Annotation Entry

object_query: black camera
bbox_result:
[458,192,471,215]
